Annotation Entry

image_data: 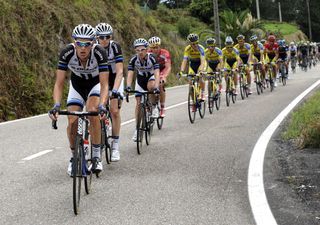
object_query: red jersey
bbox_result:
[149,48,171,72]
[264,42,279,54]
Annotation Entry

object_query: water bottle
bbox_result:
[83,138,89,160]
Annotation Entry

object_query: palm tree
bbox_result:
[219,10,265,44]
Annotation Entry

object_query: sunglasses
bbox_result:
[75,41,92,47]
[135,48,147,52]
[150,46,160,49]
[98,35,111,40]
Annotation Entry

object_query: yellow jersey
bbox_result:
[251,42,264,61]
[183,44,205,62]
[234,43,251,64]
[205,47,223,62]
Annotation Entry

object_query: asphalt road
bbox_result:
[0,66,319,225]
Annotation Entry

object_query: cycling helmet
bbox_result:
[95,23,113,36]
[133,38,149,48]
[290,41,294,45]
[206,37,216,46]
[236,34,245,41]
[250,35,258,42]
[268,35,276,42]
[225,36,234,46]
[187,33,199,43]
[260,39,266,44]
[148,36,161,47]
[72,24,96,40]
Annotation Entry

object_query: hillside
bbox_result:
[0,0,195,121]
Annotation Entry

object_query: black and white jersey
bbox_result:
[105,40,123,74]
[128,53,159,77]
[57,43,109,79]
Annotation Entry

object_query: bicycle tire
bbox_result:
[208,83,214,114]
[239,75,245,100]
[136,105,145,154]
[156,104,163,129]
[215,92,221,110]
[101,121,111,164]
[145,109,152,146]
[84,146,92,195]
[73,135,82,215]
[188,87,196,123]
[232,92,236,103]
[281,69,286,86]
[199,97,206,119]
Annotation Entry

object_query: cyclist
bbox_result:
[289,41,297,71]
[234,34,252,94]
[263,34,279,86]
[95,23,123,162]
[277,39,289,77]
[148,36,172,117]
[250,35,265,84]
[48,24,109,175]
[222,36,241,95]
[204,37,223,91]
[126,38,160,141]
[299,42,309,68]
[178,33,206,102]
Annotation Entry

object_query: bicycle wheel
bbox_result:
[281,68,286,86]
[239,75,245,100]
[232,91,236,103]
[215,91,221,110]
[156,104,163,129]
[73,135,82,215]
[255,71,261,95]
[208,82,214,114]
[84,144,92,195]
[188,87,196,123]
[199,96,206,119]
[145,107,152,146]
[101,120,111,164]
[136,106,145,154]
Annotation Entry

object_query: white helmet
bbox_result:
[148,36,161,47]
[72,24,96,40]
[133,38,148,48]
[95,23,113,36]
[290,42,294,45]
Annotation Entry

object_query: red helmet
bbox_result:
[268,35,276,42]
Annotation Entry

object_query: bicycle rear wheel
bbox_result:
[281,70,287,86]
[215,92,221,110]
[136,106,145,154]
[145,109,152,146]
[156,104,163,130]
[101,120,111,164]
[198,95,206,119]
[239,75,245,100]
[73,135,83,215]
[208,83,214,114]
[188,87,196,123]
[232,92,236,103]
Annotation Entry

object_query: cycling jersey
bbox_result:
[222,47,240,68]
[149,48,171,78]
[103,40,123,90]
[278,46,288,60]
[251,42,263,61]
[57,43,109,108]
[183,44,205,62]
[289,46,297,56]
[234,43,251,64]
[264,42,279,62]
[205,47,222,71]
[128,53,159,92]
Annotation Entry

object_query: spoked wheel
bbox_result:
[84,144,92,195]
[188,87,196,123]
[73,136,83,215]
[239,76,245,100]
[145,113,153,146]
[136,106,145,155]
[281,71,287,86]
[214,92,221,110]
[101,120,111,164]
[226,90,230,107]
[232,89,236,103]
[208,86,214,114]
[157,116,163,129]
[199,97,206,119]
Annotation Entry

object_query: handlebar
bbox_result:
[125,90,159,103]
[52,110,99,130]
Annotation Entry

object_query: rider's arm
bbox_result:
[111,42,124,91]
[53,69,67,105]
[180,58,188,72]
[161,50,172,80]
[154,68,160,89]
[99,71,109,106]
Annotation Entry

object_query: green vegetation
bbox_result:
[262,21,299,36]
[283,90,320,148]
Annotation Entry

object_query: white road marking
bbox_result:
[21,150,53,161]
[248,79,320,225]
[18,99,189,162]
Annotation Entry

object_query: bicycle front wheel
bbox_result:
[73,135,83,215]
[136,105,145,154]
[239,75,245,100]
[188,87,196,123]
[208,83,214,114]
[215,92,221,110]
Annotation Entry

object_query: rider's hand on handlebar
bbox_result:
[48,103,60,121]
[98,104,107,119]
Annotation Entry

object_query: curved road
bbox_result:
[0,67,319,225]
